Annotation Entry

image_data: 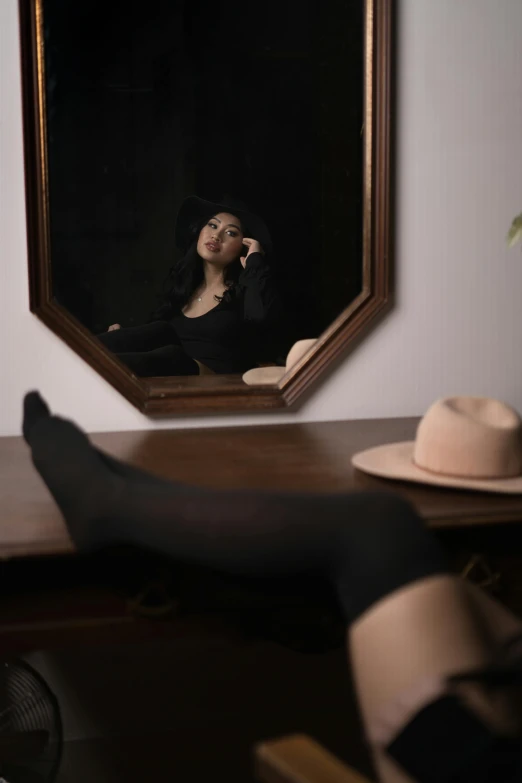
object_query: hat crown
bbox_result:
[413,397,522,479]
[286,339,317,370]
[210,195,250,213]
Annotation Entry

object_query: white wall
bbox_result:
[2,0,522,436]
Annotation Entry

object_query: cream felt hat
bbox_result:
[242,339,317,386]
[352,396,522,494]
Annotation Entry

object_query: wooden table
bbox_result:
[3,416,522,560]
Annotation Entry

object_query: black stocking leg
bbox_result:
[22,392,447,626]
[116,346,199,377]
[96,321,180,352]
[23,393,168,488]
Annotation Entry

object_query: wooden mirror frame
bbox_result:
[19,0,393,417]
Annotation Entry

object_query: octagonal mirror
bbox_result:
[19,0,393,415]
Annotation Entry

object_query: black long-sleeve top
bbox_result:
[167,253,283,374]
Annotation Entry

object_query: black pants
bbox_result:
[97,322,199,377]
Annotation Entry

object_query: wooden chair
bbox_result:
[254,734,375,783]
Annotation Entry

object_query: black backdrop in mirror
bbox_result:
[44,0,363,350]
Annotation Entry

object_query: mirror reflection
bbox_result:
[44,0,364,379]
[98,198,283,377]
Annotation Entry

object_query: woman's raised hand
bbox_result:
[240,238,264,268]
[108,323,121,332]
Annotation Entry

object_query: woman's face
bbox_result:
[197,212,244,266]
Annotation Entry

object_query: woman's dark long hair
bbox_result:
[161,213,244,312]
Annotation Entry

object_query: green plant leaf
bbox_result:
[507,212,522,248]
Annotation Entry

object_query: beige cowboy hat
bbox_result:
[352,396,522,494]
[242,339,317,386]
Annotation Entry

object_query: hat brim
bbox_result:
[242,367,286,386]
[175,196,273,254]
[352,442,522,494]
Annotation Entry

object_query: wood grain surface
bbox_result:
[3,417,522,559]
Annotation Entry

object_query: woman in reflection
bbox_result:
[98,197,283,377]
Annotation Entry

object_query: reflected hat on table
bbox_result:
[352,396,522,494]
[175,195,273,255]
[242,339,318,387]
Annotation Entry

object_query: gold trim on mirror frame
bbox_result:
[19,0,394,416]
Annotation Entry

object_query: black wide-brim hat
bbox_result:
[175,196,273,255]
